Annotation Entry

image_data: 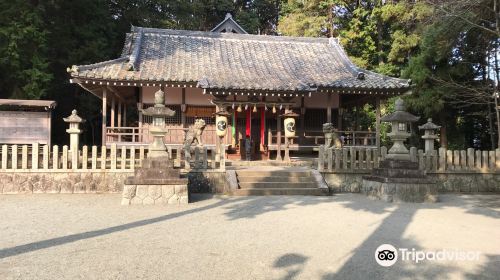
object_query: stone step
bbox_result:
[231,188,328,196]
[235,171,311,177]
[371,168,426,178]
[238,182,318,189]
[236,176,315,183]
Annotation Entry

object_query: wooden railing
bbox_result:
[105,126,229,145]
[318,146,500,172]
[0,143,225,171]
[268,130,376,148]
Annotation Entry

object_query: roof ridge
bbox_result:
[133,26,330,44]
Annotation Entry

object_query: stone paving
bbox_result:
[0,193,499,279]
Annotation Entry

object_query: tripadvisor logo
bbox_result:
[375,244,481,267]
[375,244,398,267]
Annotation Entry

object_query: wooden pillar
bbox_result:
[138,88,143,143]
[117,101,122,127]
[181,88,186,128]
[102,88,107,146]
[300,97,305,133]
[375,96,381,149]
[337,94,343,130]
[123,104,127,126]
[276,115,282,161]
[110,95,115,128]
[260,107,265,150]
[246,107,251,138]
[327,93,332,123]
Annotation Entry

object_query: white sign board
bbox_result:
[0,111,51,145]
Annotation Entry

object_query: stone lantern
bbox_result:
[381,98,419,161]
[215,108,231,170]
[142,89,175,158]
[63,109,85,152]
[418,118,441,154]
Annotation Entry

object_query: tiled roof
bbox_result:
[69,26,411,93]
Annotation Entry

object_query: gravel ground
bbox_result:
[0,193,499,280]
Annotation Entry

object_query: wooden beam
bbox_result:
[181,88,186,128]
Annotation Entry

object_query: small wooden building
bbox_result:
[0,99,56,145]
[68,15,410,159]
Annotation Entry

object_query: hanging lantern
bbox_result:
[272,105,276,114]
[253,105,257,113]
[245,104,248,110]
[279,104,283,110]
[232,103,235,110]
[237,105,242,112]
[215,109,231,137]
[282,111,299,138]
[264,105,268,111]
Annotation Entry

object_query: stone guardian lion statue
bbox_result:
[323,123,342,149]
[184,119,206,159]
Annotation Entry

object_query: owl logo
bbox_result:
[286,121,295,133]
[217,120,227,131]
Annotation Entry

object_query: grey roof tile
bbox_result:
[70,27,411,92]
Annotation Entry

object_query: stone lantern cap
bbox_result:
[380,98,419,123]
[63,110,85,123]
[142,106,175,117]
[418,118,441,130]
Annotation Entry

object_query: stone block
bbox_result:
[162,185,175,199]
[1,174,17,194]
[143,197,155,205]
[174,185,187,194]
[59,179,74,193]
[122,185,137,199]
[121,198,131,205]
[148,185,162,200]
[168,194,179,204]
[179,195,189,204]
[136,185,148,199]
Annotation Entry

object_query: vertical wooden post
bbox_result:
[375,96,381,149]
[21,145,28,169]
[130,146,135,169]
[138,87,143,142]
[123,103,127,127]
[62,145,68,170]
[260,107,265,150]
[111,143,117,170]
[1,145,7,169]
[52,145,58,170]
[42,145,49,169]
[366,148,372,169]
[91,146,97,170]
[102,88,107,146]
[335,148,341,170]
[110,95,115,128]
[101,146,107,169]
[120,146,126,169]
[318,146,324,171]
[300,97,305,134]
[489,151,495,170]
[453,150,460,170]
[475,150,482,170]
[439,148,446,171]
[482,151,489,169]
[447,150,453,170]
[467,148,475,170]
[350,147,355,170]
[327,93,332,123]
[117,101,122,127]
[342,147,348,169]
[32,143,39,169]
[460,150,467,170]
[276,115,282,161]
[181,88,186,128]
[82,145,88,170]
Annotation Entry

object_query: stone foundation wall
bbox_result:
[0,170,227,194]
[0,171,132,194]
[323,172,500,193]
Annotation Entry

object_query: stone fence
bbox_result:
[0,143,225,172]
[318,146,500,173]
[318,146,500,194]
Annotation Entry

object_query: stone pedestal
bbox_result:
[121,157,189,205]
[362,159,438,203]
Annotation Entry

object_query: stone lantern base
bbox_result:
[121,157,189,205]
[362,159,438,203]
